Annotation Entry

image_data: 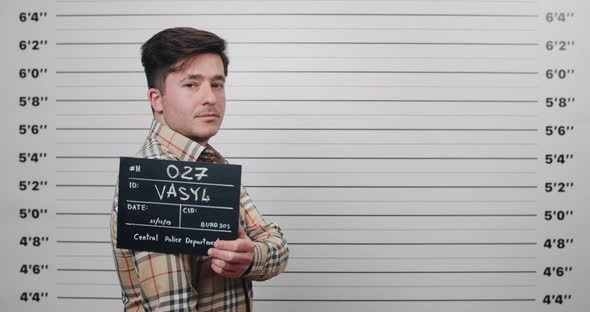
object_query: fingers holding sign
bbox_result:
[208,226,255,278]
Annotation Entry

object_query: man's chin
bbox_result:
[191,129,219,145]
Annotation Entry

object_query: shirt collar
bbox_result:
[147,119,224,163]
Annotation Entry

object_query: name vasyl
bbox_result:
[155,164,210,202]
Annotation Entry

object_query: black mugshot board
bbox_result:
[116,157,241,256]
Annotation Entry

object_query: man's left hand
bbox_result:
[208,226,255,278]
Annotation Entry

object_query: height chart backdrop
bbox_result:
[1,0,588,311]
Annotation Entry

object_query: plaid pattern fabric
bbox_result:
[111,119,289,311]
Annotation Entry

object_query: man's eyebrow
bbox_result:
[213,75,226,82]
[182,74,225,82]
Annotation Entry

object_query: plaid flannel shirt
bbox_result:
[111,119,289,311]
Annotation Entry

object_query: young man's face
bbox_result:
[150,53,226,145]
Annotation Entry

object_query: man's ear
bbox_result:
[148,88,163,113]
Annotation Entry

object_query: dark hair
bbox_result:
[141,27,229,94]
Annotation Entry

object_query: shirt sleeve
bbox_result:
[111,178,200,311]
[238,186,290,281]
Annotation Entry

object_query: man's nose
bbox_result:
[202,83,216,105]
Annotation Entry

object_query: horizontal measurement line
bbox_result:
[56,184,114,187]
[56,70,138,73]
[240,170,537,173]
[56,113,538,117]
[219,143,538,146]
[234,99,539,103]
[255,299,535,302]
[54,283,534,288]
[257,200,536,203]
[234,156,538,160]
[258,284,536,288]
[57,198,112,201]
[76,83,513,89]
[228,113,538,117]
[267,214,536,217]
[291,256,536,260]
[288,243,536,245]
[57,296,123,301]
[54,297,535,302]
[56,282,118,286]
[56,212,109,216]
[55,156,539,160]
[55,127,538,131]
[284,270,535,274]
[54,241,536,245]
[53,255,535,260]
[58,268,113,272]
[286,228,536,231]
[55,184,537,189]
[55,13,538,17]
[56,254,112,258]
[55,142,538,147]
[55,27,538,32]
[55,99,538,103]
[57,99,147,102]
[58,297,120,300]
[56,127,148,130]
[229,85,538,90]
[57,56,537,61]
[229,128,538,131]
[54,169,537,173]
[55,84,538,89]
[233,70,538,74]
[55,70,538,74]
[56,227,535,232]
[57,241,110,243]
[53,213,537,218]
[56,226,108,229]
[248,186,537,189]
[56,42,538,46]
[55,268,535,274]
[55,199,536,203]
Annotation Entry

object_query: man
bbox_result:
[110,27,289,311]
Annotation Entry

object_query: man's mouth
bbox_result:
[197,112,219,118]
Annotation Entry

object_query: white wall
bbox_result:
[2,0,588,311]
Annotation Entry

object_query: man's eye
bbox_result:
[213,83,224,89]
[185,83,196,88]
